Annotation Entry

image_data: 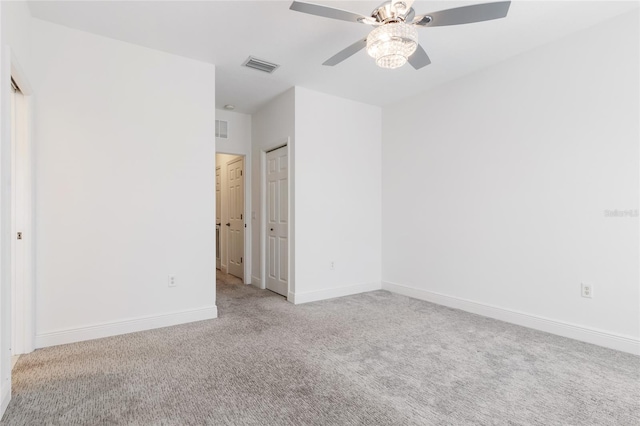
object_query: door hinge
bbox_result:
[17,232,22,240]
[240,170,243,176]
[240,257,243,263]
[240,213,243,220]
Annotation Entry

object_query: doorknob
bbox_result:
[226,223,231,227]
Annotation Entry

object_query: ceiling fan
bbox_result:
[290,0,511,70]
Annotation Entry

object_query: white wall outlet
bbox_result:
[168,275,177,288]
[581,283,592,298]
[330,261,335,270]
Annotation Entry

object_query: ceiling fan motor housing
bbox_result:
[372,1,415,23]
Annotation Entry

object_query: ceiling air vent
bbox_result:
[242,56,279,74]
[215,120,228,139]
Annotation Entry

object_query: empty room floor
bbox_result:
[2,274,638,425]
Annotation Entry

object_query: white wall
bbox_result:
[293,87,382,303]
[1,0,31,73]
[0,0,33,415]
[250,88,295,290]
[250,87,382,303]
[216,109,251,156]
[382,11,639,354]
[31,19,217,347]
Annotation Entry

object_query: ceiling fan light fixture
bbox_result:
[366,22,418,69]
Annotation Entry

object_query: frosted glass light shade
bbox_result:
[366,22,418,69]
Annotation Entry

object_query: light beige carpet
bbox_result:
[2,272,639,425]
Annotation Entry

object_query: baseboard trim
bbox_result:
[292,282,381,305]
[382,281,639,355]
[251,275,262,289]
[1,381,10,418]
[35,305,218,349]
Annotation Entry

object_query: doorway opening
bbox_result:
[215,153,247,283]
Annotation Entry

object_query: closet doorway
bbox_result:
[215,153,245,280]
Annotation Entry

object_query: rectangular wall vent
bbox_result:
[215,120,228,139]
[242,56,280,74]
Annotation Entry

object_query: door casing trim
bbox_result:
[260,139,292,301]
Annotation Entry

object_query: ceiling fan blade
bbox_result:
[290,1,372,24]
[413,1,511,27]
[408,44,431,70]
[323,38,367,66]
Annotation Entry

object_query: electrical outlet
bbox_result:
[330,261,335,270]
[581,283,592,298]
[168,275,177,288]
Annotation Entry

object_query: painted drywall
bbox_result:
[382,11,639,352]
[294,87,382,302]
[0,0,33,415]
[30,19,217,346]
[1,0,31,73]
[0,2,7,416]
[216,109,251,156]
[250,88,295,291]
[250,87,382,302]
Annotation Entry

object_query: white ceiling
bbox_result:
[27,1,639,114]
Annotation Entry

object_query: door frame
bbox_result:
[260,139,294,302]
[1,48,35,414]
[215,151,250,284]
[5,51,35,356]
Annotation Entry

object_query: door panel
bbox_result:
[268,236,277,279]
[266,146,288,296]
[279,179,288,222]
[227,158,244,279]
[216,167,221,269]
[279,237,288,281]
[268,181,276,222]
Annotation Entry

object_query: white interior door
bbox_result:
[215,166,221,270]
[11,80,26,355]
[227,158,244,279]
[266,146,288,296]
